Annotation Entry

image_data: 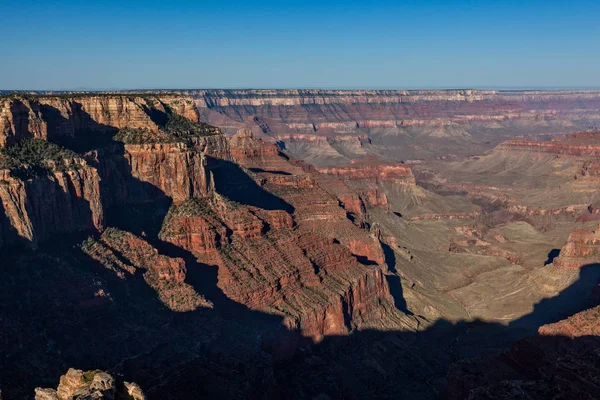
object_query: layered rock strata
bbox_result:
[158,129,408,339]
[553,225,600,269]
[0,94,198,147]
[0,161,103,248]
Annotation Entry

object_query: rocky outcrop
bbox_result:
[157,130,409,338]
[553,225,600,269]
[0,163,103,249]
[538,305,600,337]
[35,368,145,400]
[318,158,416,186]
[229,128,280,160]
[0,94,223,250]
[498,138,600,157]
[122,143,210,204]
[317,158,417,210]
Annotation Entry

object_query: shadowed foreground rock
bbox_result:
[34,369,145,400]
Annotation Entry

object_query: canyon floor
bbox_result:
[1,90,599,399]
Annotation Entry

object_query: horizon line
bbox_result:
[4,86,600,93]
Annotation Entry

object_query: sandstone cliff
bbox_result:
[0,162,103,248]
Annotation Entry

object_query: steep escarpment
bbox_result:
[318,157,417,209]
[318,157,416,185]
[94,142,211,206]
[158,129,410,339]
[498,137,600,157]
[0,141,103,248]
[0,95,224,250]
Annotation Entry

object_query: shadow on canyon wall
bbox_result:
[381,241,413,316]
[2,236,598,399]
[544,248,561,265]
[1,104,599,399]
[209,157,295,213]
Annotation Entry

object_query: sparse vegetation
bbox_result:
[164,113,221,138]
[0,138,82,179]
[113,113,220,145]
[168,198,215,219]
[82,369,103,384]
[113,127,184,145]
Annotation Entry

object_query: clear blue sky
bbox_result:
[1,0,599,90]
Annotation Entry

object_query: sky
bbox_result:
[1,0,600,90]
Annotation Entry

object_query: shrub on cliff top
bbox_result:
[113,127,184,145]
[113,114,220,145]
[82,369,103,384]
[0,138,82,179]
[164,113,221,138]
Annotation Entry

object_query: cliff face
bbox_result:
[318,158,416,185]
[191,89,600,108]
[157,129,404,339]
[122,143,210,205]
[0,95,221,250]
[0,163,103,248]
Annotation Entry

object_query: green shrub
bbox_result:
[82,369,103,384]
[164,113,221,138]
[113,127,183,145]
[113,114,220,145]
[0,139,82,179]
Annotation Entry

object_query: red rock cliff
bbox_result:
[0,162,103,248]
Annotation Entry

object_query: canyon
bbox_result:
[0,90,599,399]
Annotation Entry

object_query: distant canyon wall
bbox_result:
[187,89,600,164]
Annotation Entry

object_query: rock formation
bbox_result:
[34,368,145,400]
[0,159,103,249]
[158,129,405,339]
